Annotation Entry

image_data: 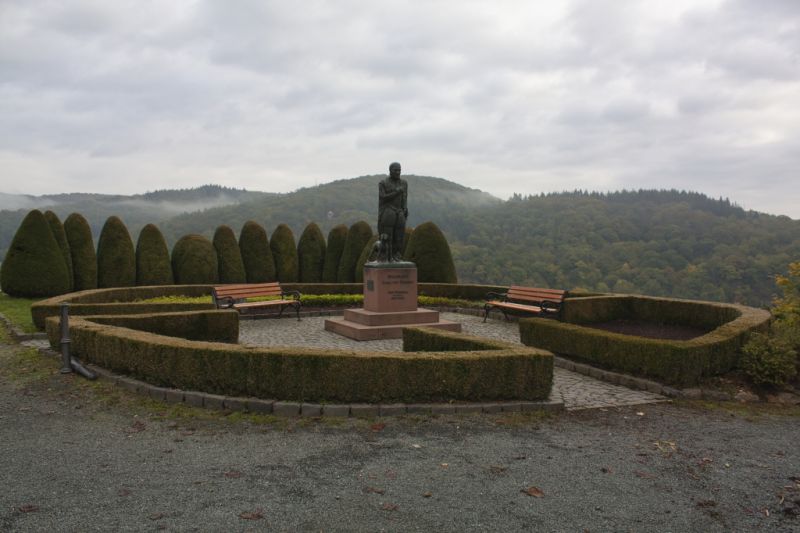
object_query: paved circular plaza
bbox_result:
[239,312,666,411]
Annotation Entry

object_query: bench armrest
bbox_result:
[540,299,561,313]
[216,296,235,309]
[485,291,507,301]
[282,290,302,301]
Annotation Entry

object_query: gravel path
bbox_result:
[239,312,666,411]
[2,333,800,532]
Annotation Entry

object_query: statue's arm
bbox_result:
[379,181,400,202]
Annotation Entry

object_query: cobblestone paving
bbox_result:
[239,312,666,411]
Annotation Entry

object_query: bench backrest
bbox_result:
[507,286,567,304]
[213,282,282,302]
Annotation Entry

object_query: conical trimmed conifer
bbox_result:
[0,209,71,297]
[64,213,97,291]
[354,235,379,283]
[322,224,348,283]
[404,221,458,283]
[297,222,327,283]
[270,224,299,283]
[171,235,219,284]
[337,221,373,283]
[44,210,74,292]
[239,221,276,283]
[213,225,246,283]
[402,227,413,257]
[96,216,136,288]
[135,224,173,286]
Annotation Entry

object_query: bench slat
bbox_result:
[484,285,566,322]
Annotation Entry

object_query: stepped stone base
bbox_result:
[324,308,461,341]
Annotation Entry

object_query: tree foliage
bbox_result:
[404,221,458,283]
[171,234,219,284]
[97,216,136,288]
[297,222,327,283]
[136,224,173,286]
[322,224,348,283]
[238,221,276,283]
[44,210,74,292]
[337,221,373,283]
[64,212,97,291]
[270,224,299,283]
[213,225,246,283]
[0,209,71,297]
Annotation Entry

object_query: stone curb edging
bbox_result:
[554,356,733,402]
[30,344,565,417]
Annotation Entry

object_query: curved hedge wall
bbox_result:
[45,316,553,403]
[520,295,771,387]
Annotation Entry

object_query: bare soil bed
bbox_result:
[584,319,714,341]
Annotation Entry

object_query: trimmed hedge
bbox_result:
[239,221,276,283]
[171,235,219,284]
[322,224,348,283]
[297,223,326,283]
[136,224,174,286]
[337,221,373,283]
[213,225,246,284]
[270,224,299,283]
[70,310,238,343]
[64,213,97,291]
[404,221,457,283]
[0,209,71,297]
[97,216,136,288]
[44,210,74,292]
[31,285,214,330]
[44,317,553,402]
[519,295,771,387]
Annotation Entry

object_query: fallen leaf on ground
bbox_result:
[411,444,421,449]
[635,471,656,479]
[636,412,645,416]
[239,509,265,520]
[224,470,243,478]
[696,500,716,508]
[381,502,399,511]
[118,488,131,497]
[489,465,508,475]
[148,513,165,520]
[440,463,449,469]
[18,505,39,513]
[601,467,613,474]
[126,420,146,433]
[521,486,544,498]
[423,492,432,498]
[364,486,385,495]
[370,423,386,432]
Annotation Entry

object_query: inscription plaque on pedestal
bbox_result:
[364,264,417,312]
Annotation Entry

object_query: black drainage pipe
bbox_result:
[59,303,97,380]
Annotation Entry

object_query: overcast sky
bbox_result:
[1,0,798,217]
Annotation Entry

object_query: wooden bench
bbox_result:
[483,286,567,322]
[212,282,302,320]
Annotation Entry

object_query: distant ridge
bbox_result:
[2,177,799,307]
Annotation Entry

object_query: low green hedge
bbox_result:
[521,295,771,386]
[44,316,553,403]
[69,310,239,343]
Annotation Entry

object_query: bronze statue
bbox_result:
[376,162,408,262]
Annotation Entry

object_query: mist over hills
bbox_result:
[2,176,798,306]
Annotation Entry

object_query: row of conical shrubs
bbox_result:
[0,210,457,298]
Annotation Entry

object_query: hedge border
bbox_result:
[44,314,554,403]
[520,295,771,387]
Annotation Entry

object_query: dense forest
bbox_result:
[2,177,798,307]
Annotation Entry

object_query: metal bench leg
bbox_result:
[483,305,490,322]
[295,303,301,321]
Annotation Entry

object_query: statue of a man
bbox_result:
[378,162,408,262]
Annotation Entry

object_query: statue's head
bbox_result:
[389,162,401,179]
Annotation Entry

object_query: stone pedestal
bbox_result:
[325,263,461,341]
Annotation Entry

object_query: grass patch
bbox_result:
[0,293,38,333]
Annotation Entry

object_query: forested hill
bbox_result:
[0,185,269,257]
[2,176,798,306]
[158,175,500,242]
[444,190,800,306]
